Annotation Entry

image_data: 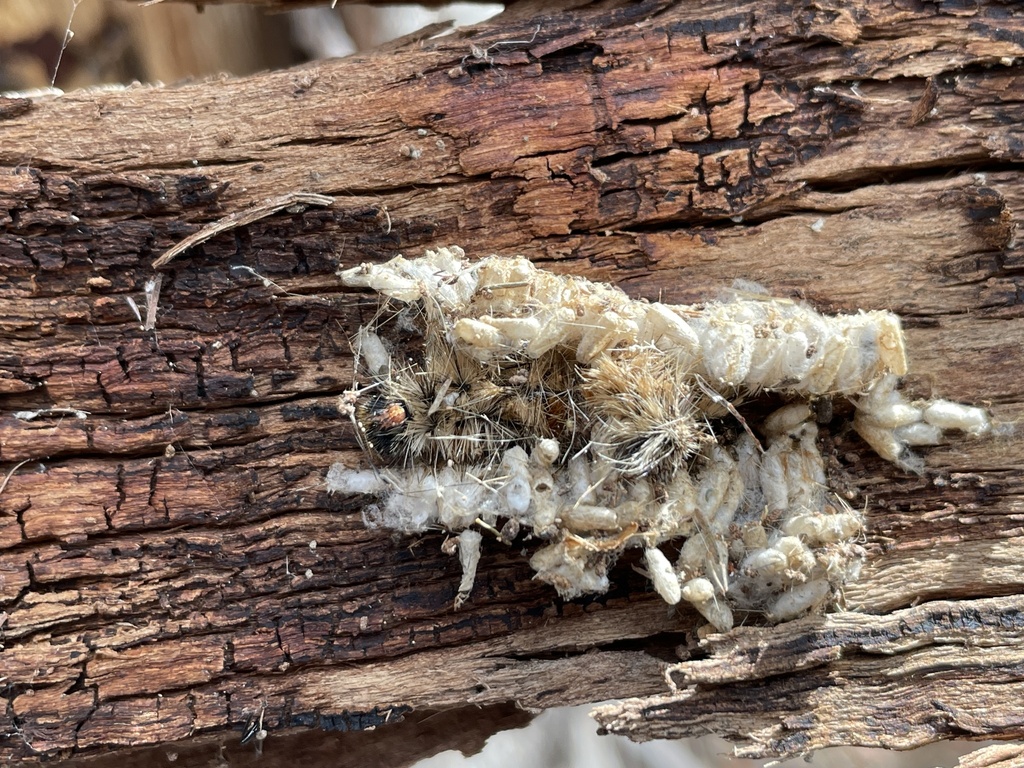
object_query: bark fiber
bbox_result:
[2,0,1024,765]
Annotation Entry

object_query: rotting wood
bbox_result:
[594,595,1024,756]
[2,0,1024,765]
[151,192,335,267]
[958,744,1024,768]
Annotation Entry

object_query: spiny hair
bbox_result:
[360,353,512,467]
[354,291,586,468]
[356,340,581,467]
[496,348,578,441]
[581,347,709,478]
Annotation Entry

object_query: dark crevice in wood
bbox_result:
[2,0,1024,763]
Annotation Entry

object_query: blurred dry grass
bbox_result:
[0,0,298,90]
[0,2,1003,766]
[0,0,499,91]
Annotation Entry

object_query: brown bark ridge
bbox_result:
[2,0,1024,764]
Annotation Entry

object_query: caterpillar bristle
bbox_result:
[583,348,709,478]
[333,247,995,626]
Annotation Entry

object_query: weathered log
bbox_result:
[2,1,1023,765]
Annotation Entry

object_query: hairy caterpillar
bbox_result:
[330,246,995,629]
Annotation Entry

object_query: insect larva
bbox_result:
[329,247,997,630]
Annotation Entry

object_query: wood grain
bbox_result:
[2,0,1023,764]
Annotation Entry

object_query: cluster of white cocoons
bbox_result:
[329,247,995,630]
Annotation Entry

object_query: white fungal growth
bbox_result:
[854,374,993,472]
[354,326,391,377]
[922,400,992,435]
[681,577,734,632]
[455,529,483,609]
[328,246,997,630]
[644,547,682,605]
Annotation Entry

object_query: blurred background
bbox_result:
[0,1,994,765]
[420,706,991,768]
[0,0,501,91]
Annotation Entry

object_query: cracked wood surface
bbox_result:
[2,0,1024,764]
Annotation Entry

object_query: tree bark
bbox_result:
[2,0,1023,765]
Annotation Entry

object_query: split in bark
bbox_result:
[1,0,1024,765]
